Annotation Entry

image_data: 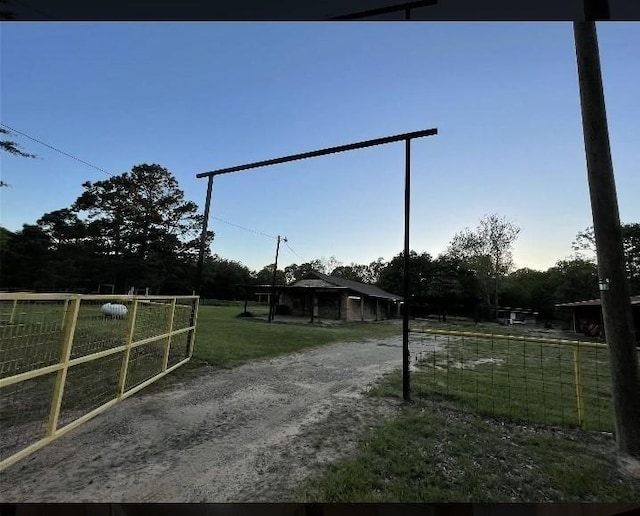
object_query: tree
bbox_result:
[331,264,368,282]
[573,223,640,293]
[254,264,286,286]
[201,255,253,300]
[68,163,211,293]
[377,251,433,298]
[446,214,520,320]
[549,257,599,304]
[364,257,387,284]
[501,267,557,320]
[283,260,328,284]
[0,224,54,290]
[1,127,36,187]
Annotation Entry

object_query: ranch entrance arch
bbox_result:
[195,127,438,401]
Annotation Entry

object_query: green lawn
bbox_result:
[376,331,614,432]
[192,305,401,368]
[296,400,640,502]
[411,317,604,343]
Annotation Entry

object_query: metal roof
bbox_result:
[308,272,403,301]
[288,279,343,289]
[555,295,640,308]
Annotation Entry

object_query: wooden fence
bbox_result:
[0,293,199,471]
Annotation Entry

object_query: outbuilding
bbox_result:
[273,272,402,322]
[496,307,538,326]
[555,295,640,340]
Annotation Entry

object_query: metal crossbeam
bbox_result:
[196,128,437,178]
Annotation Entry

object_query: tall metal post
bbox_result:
[402,138,411,402]
[268,235,286,323]
[195,174,214,295]
[574,19,640,456]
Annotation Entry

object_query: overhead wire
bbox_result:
[284,241,303,261]
[210,216,276,240]
[2,123,296,251]
[0,122,115,177]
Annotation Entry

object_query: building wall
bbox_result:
[280,290,395,322]
[345,295,391,321]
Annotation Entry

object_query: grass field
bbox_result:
[296,400,640,503]
[374,331,615,432]
[192,304,401,368]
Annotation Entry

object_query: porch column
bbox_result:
[337,293,341,320]
[360,297,364,321]
[311,290,317,323]
[397,301,401,318]
[375,299,379,321]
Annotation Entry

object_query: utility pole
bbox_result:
[268,235,286,323]
[573,2,640,457]
[402,138,411,401]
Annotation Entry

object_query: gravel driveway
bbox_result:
[2,335,431,503]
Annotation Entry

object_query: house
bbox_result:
[496,307,539,326]
[275,272,403,322]
[555,295,640,340]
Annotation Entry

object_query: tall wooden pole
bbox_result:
[402,138,411,401]
[573,19,640,457]
[268,235,286,323]
[195,175,214,295]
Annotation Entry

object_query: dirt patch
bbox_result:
[1,335,419,503]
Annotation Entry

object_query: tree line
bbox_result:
[1,162,638,321]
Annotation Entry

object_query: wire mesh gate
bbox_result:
[408,328,615,432]
[0,293,199,471]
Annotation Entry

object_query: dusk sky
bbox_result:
[1,22,638,273]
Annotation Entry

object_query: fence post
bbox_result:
[9,299,19,324]
[118,298,139,398]
[162,298,177,372]
[61,298,69,326]
[187,297,200,358]
[46,296,81,437]
[574,344,586,429]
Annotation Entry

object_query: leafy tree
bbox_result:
[0,224,53,290]
[549,257,599,304]
[364,257,387,284]
[331,264,369,282]
[573,223,640,293]
[1,127,36,187]
[4,163,212,293]
[71,163,212,293]
[446,214,520,319]
[254,264,286,286]
[200,255,254,300]
[500,267,556,320]
[283,260,325,284]
[377,251,433,298]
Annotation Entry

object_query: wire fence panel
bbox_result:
[409,329,616,433]
[0,372,57,460]
[0,294,199,471]
[0,299,68,379]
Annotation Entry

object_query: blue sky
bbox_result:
[1,22,638,273]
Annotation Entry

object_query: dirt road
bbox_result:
[2,335,428,502]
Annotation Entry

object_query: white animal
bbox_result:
[101,303,128,319]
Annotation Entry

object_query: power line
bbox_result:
[285,241,303,261]
[211,216,276,240]
[0,122,115,178]
[2,122,295,253]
